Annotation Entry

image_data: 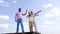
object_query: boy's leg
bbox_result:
[20,19,24,33]
[21,23,24,33]
[16,22,19,33]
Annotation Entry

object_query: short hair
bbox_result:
[18,8,21,12]
[18,8,21,10]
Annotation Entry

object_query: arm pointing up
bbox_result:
[34,10,42,15]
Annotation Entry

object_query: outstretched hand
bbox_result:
[37,10,42,13]
[34,10,42,15]
[22,9,28,16]
[39,10,42,12]
[34,10,42,17]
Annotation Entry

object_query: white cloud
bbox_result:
[0,15,10,20]
[50,8,60,16]
[13,0,17,3]
[42,8,60,34]
[42,25,47,28]
[44,3,53,8]
[0,24,13,33]
[0,0,9,7]
[43,20,51,24]
[0,24,9,28]
[45,13,53,18]
[45,8,60,18]
[41,20,52,28]
[0,0,4,3]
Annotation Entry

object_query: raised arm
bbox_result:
[34,10,42,17]
[22,9,27,16]
[34,10,42,15]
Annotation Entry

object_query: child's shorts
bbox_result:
[29,21,34,27]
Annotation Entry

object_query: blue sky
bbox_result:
[0,0,60,34]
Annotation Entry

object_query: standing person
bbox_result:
[26,10,41,32]
[15,8,27,33]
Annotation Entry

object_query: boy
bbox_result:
[15,8,27,33]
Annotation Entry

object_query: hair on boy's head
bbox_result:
[18,8,21,12]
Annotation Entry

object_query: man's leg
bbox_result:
[16,21,19,33]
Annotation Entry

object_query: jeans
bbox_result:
[16,18,24,33]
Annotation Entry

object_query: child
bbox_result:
[15,8,27,33]
[26,10,41,32]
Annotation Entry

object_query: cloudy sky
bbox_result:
[0,0,60,34]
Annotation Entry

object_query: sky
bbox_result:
[0,0,60,34]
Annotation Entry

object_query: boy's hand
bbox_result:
[34,10,42,15]
[39,10,42,12]
[22,9,28,16]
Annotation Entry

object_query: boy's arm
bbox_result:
[22,9,27,16]
[34,10,42,17]
[34,10,42,15]
[15,14,17,22]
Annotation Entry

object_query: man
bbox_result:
[15,8,27,33]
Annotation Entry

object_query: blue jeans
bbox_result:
[16,18,24,33]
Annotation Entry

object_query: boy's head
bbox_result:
[18,8,21,12]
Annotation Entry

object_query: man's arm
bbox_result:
[22,9,27,16]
